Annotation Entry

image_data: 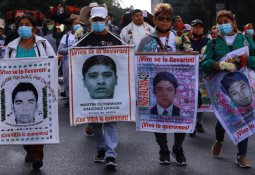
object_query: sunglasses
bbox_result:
[156,16,171,22]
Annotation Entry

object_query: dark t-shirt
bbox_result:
[190,37,209,53]
[77,32,122,46]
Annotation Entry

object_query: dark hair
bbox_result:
[172,15,181,24]
[16,14,36,27]
[221,72,249,95]
[216,10,235,23]
[153,72,178,90]
[82,55,117,79]
[132,9,143,16]
[12,82,38,104]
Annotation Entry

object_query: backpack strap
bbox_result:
[8,48,13,58]
[65,33,69,46]
[35,41,47,57]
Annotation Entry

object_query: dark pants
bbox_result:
[23,145,44,160]
[215,120,248,156]
[154,132,186,151]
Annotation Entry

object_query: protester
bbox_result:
[4,14,55,170]
[120,9,154,50]
[58,17,81,108]
[201,10,255,168]
[107,13,120,35]
[42,19,57,53]
[189,19,209,136]
[53,21,67,49]
[76,6,122,169]
[137,3,191,166]
[244,23,255,41]
[171,15,185,36]
[210,26,218,39]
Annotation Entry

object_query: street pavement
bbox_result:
[0,98,255,175]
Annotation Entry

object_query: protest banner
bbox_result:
[205,46,255,144]
[136,52,199,133]
[0,57,59,145]
[69,46,136,125]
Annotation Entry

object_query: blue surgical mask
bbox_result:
[92,22,106,32]
[18,26,33,39]
[247,29,254,36]
[217,23,233,36]
[73,24,81,32]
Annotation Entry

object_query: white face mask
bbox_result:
[108,20,111,25]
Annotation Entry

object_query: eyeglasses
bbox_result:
[156,16,171,22]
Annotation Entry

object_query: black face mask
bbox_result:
[156,27,170,33]
[192,33,203,38]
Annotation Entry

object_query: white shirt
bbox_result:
[159,32,177,52]
[157,104,173,115]
[120,22,155,50]
[60,32,77,47]
[224,34,237,46]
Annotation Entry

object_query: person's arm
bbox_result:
[246,36,255,69]
[200,39,219,76]
[57,34,68,55]
[44,39,56,57]
[3,47,11,58]
[119,28,126,43]
[137,37,146,52]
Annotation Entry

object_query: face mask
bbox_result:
[247,29,254,36]
[92,22,106,32]
[18,26,33,39]
[47,24,54,30]
[217,23,233,35]
[73,24,81,32]
[108,20,111,25]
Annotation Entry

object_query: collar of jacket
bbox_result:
[7,34,47,50]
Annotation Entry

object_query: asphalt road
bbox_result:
[0,98,255,175]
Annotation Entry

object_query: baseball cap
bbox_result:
[90,6,108,19]
[191,19,203,26]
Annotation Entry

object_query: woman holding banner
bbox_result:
[201,10,255,168]
[4,14,55,170]
[137,3,191,166]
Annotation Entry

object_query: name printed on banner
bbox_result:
[75,115,129,124]
[138,74,150,107]
[71,48,128,56]
[80,102,122,111]
[141,121,190,131]
[138,56,195,64]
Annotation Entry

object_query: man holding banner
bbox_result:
[82,55,118,100]
[76,6,122,169]
[201,10,255,168]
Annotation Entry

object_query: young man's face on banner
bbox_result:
[155,80,176,109]
[12,91,38,124]
[84,65,117,99]
[228,80,252,107]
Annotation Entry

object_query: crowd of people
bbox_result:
[1,1,255,171]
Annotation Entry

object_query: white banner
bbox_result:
[69,46,136,125]
[0,57,59,145]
